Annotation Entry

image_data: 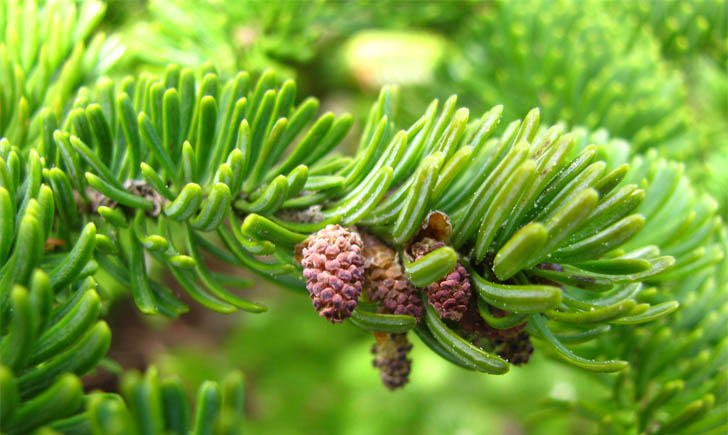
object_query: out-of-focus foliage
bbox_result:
[687,57,728,215]
[0,0,123,148]
[118,0,481,82]
[120,0,330,77]
[340,0,482,31]
[609,0,727,66]
[425,0,728,213]
[341,30,446,91]
[443,0,692,156]
[156,291,607,435]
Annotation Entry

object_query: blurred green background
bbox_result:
[88,0,727,433]
[106,283,605,435]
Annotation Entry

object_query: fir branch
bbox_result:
[444,0,693,156]
[0,0,123,150]
[4,66,713,382]
[609,0,727,65]
[539,130,728,434]
[0,1,725,428]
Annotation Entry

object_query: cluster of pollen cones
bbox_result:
[298,224,533,390]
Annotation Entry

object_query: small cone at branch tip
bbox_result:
[300,224,364,323]
[362,233,424,320]
[371,332,413,390]
[410,237,470,321]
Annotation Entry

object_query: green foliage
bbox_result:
[610,0,727,65]
[45,65,355,316]
[121,0,330,76]
[0,361,246,434]
[341,0,481,31]
[445,0,692,156]
[0,268,109,434]
[1,0,726,433]
[686,57,728,215]
[3,62,724,429]
[105,366,246,435]
[119,0,481,81]
[598,263,728,434]
[436,0,728,222]
[537,131,727,434]
[156,293,613,435]
[0,0,123,149]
